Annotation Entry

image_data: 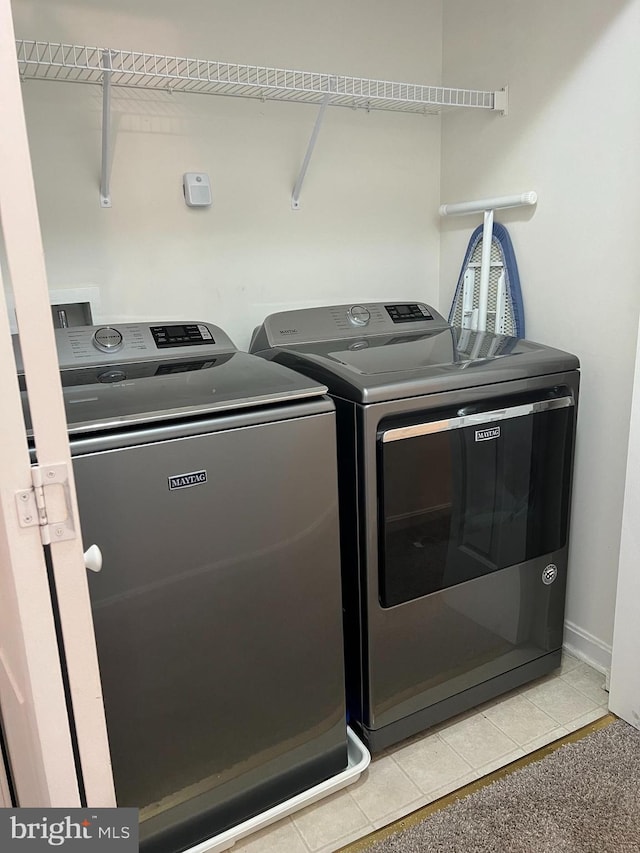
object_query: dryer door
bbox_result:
[377,391,575,607]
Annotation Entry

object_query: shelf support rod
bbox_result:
[291,93,331,210]
[100,49,112,208]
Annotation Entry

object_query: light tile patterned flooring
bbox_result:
[233,654,609,853]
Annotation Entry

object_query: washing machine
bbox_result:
[16,321,348,852]
[250,302,580,752]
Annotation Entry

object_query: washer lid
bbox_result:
[20,351,327,435]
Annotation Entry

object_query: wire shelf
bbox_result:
[16,40,498,115]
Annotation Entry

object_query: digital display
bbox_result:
[385,304,434,324]
[150,324,214,348]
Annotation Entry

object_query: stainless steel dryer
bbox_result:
[16,321,347,852]
[250,302,580,752]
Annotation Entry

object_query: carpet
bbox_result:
[347,717,640,853]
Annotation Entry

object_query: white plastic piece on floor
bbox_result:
[183,727,371,853]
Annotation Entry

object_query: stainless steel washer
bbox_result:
[251,302,580,752]
[17,321,347,851]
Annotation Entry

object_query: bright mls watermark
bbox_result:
[1,809,138,850]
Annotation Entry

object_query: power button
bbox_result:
[92,327,124,353]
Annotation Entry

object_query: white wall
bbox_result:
[8,0,445,349]
[441,0,640,666]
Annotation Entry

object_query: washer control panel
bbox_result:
[12,321,237,373]
[250,302,449,350]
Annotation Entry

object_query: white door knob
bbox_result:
[83,544,103,573]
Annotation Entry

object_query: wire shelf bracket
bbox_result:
[15,40,509,208]
[291,93,331,210]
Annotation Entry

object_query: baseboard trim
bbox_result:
[563,620,612,677]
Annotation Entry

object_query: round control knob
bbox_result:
[347,305,371,327]
[92,327,123,353]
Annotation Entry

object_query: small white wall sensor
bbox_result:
[183,172,212,207]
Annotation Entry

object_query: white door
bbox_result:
[609,313,640,729]
[0,0,116,805]
[0,277,80,805]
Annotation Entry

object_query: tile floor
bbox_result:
[233,653,609,853]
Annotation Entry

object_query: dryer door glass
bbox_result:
[378,393,575,607]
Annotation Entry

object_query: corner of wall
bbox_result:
[563,619,612,677]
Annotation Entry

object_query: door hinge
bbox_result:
[15,463,76,545]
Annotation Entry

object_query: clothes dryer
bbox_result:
[250,303,579,752]
[16,321,347,851]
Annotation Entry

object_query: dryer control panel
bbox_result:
[13,321,235,372]
[250,302,449,350]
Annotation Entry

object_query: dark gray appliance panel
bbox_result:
[367,557,567,734]
[71,410,345,835]
[358,371,579,736]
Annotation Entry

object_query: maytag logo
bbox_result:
[168,469,208,490]
[278,328,298,335]
[475,426,501,442]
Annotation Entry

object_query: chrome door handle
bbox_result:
[381,395,574,443]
